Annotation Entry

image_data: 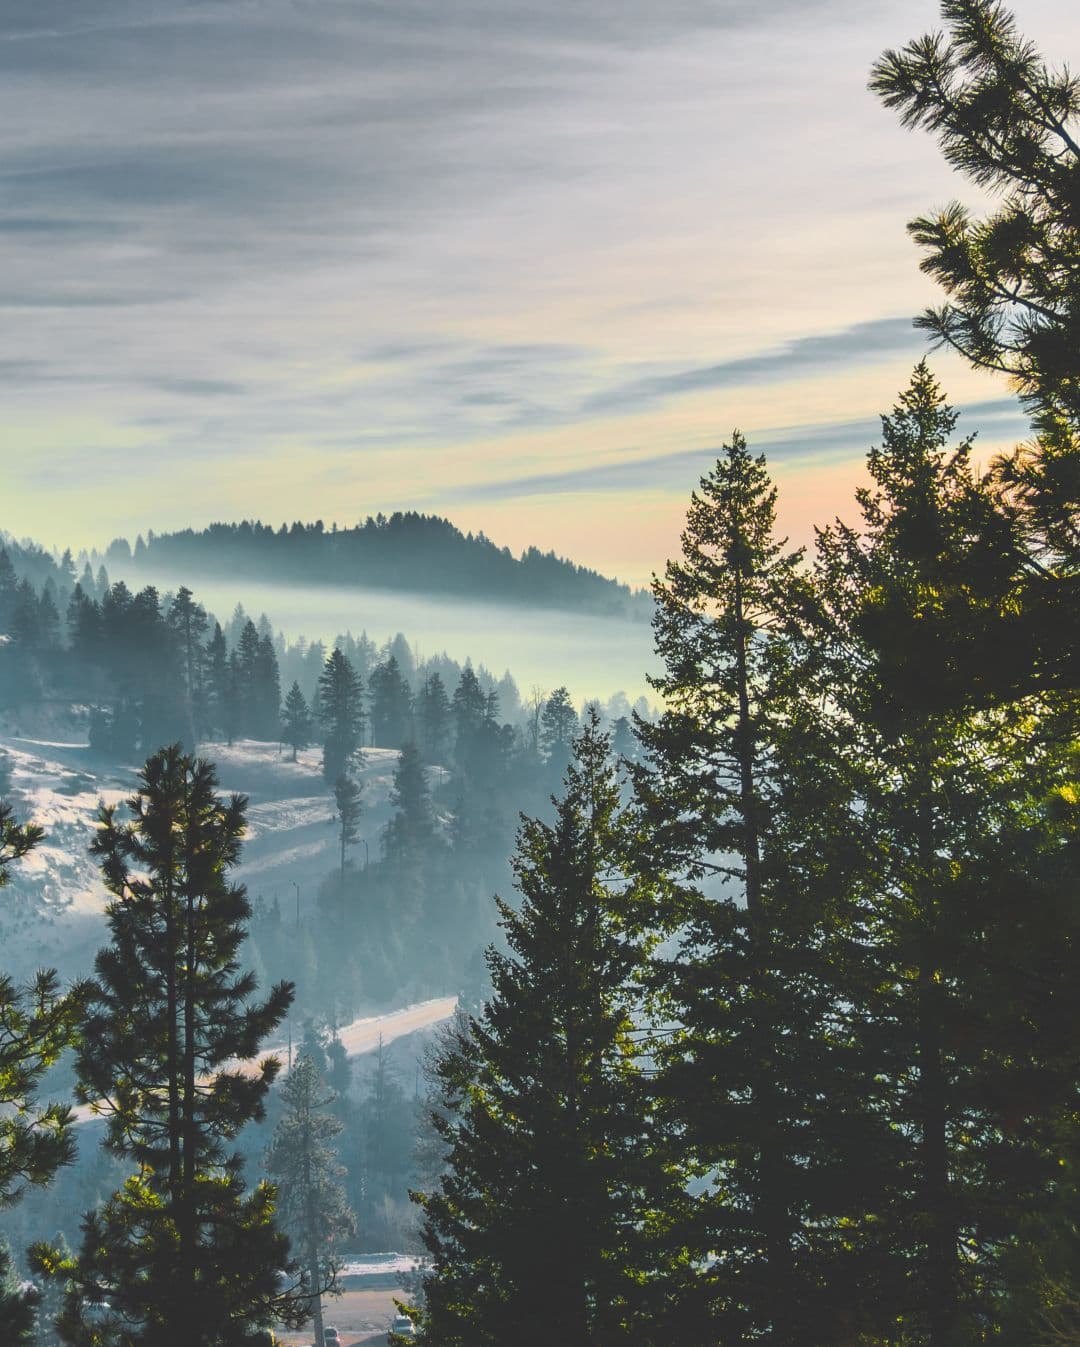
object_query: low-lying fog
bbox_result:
[126,571,658,707]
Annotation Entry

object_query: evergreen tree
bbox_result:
[281,681,314,761]
[539,686,578,768]
[253,634,282,741]
[235,620,262,738]
[265,1053,355,1347]
[316,650,366,784]
[166,586,209,747]
[871,0,1080,694]
[414,715,677,1347]
[0,806,81,1347]
[450,666,487,778]
[0,548,17,630]
[332,773,363,876]
[382,744,437,869]
[204,622,230,740]
[633,432,858,1344]
[870,0,1080,429]
[807,366,1080,1343]
[35,747,302,1346]
[416,673,452,766]
[369,656,414,749]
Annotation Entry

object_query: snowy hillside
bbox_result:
[0,727,432,985]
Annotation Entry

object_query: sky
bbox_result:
[2,0,1077,588]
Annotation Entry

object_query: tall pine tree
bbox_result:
[415,714,678,1347]
[36,747,303,1346]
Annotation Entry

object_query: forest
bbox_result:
[1,2,1079,1344]
[101,512,653,620]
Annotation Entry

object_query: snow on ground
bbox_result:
[0,725,439,984]
[72,996,458,1124]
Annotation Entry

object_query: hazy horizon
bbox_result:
[3,0,1073,584]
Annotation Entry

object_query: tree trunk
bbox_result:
[304,1142,325,1346]
[732,563,796,1338]
[181,839,199,1335]
[916,783,956,1346]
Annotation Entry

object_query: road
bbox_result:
[73,996,458,1124]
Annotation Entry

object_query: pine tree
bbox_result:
[807,365,1080,1343]
[316,649,366,784]
[254,634,282,741]
[369,656,414,749]
[265,1053,355,1347]
[0,548,18,630]
[871,0,1080,694]
[870,0,1080,429]
[416,673,452,766]
[235,620,262,738]
[539,686,578,768]
[281,681,314,761]
[414,714,678,1347]
[450,666,487,778]
[0,805,81,1347]
[204,622,230,739]
[35,746,303,1346]
[382,744,437,870]
[166,585,209,747]
[633,432,859,1344]
[332,773,363,875]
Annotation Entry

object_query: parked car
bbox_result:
[389,1312,417,1340]
[323,1330,341,1346]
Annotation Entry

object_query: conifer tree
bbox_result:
[633,432,858,1344]
[265,1053,355,1347]
[0,548,17,630]
[539,686,578,768]
[281,681,314,761]
[871,0,1080,429]
[332,773,363,876]
[416,673,452,765]
[871,0,1080,693]
[166,585,209,747]
[414,714,678,1347]
[0,806,81,1346]
[254,634,282,741]
[807,365,1080,1343]
[316,649,366,784]
[382,744,437,870]
[204,622,230,739]
[35,746,302,1346]
[369,656,414,749]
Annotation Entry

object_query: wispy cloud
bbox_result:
[2,0,1074,569]
[449,396,1033,500]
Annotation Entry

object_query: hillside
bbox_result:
[102,513,653,620]
[0,724,438,992]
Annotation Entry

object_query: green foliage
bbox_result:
[872,0,1080,699]
[316,649,366,784]
[415,714,681,1347]
[281,680,314,761]
[870,0,1080,428]
[35,746,302,1346]
[332,772,363,875]
[0,806,82,1347]
[266,1053,355,1345]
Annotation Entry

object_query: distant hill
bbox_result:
[105,513,653,620]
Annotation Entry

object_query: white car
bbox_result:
[389,1313,417,1340]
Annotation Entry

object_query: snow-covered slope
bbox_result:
[0,730,422,984]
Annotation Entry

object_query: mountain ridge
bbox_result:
[99,511,653,621]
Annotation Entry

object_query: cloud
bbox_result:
[450,396,1033,500]
[582,317,925,416]
[2,0,1074,557]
